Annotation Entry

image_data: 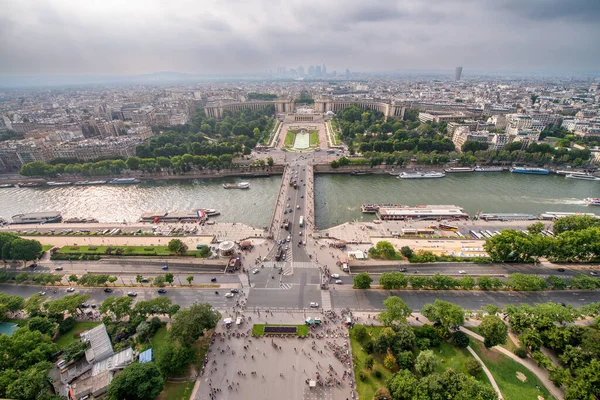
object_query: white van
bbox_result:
[56,360,67,369]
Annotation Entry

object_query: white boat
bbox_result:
[0,183,13,188]
[109,178,141,184]
[474,166,504,172]
[444,167,474,173]
[398,171,445,179]
[74,180,108,186]
[46,181,72,186]
[565,173,600,181]
[223,182,250,189]
[585,198,600,206]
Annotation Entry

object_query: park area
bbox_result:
[53,244,209,258]
[251,323,309,337]
[283,126,320,150]
[349,323,500,400]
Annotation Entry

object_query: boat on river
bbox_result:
[109,178,141,184]
[509,167,549,175]
[444,167,474,173]
[398,171,445,179]
[74,180,108,186]
[584,198,600,206]
[0,183,13,188]
[474,166,504,172]
[46,181,72,186]
[565,173,600,181]
[223,182,250,189]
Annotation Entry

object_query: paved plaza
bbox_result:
[196,311,356,400]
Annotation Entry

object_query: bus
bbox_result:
[299,216,304,227]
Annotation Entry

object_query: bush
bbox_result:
[59,316,77,334]
[374,369,383,378]
[359,370,369,381]
[373,387,392,400]
[416,338,431,349]
[465,358,482,376]
[452,331,470,348]
[364,355,374,370]
[396,351,415,370]
[514,347,528,358]
[353,325,367,341]
[363,340,375,354]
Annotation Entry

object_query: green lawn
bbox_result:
[151,326,168,351]
[41,245,53,252]
[470,340,555,400]
[55,321,101,348]
[57,245,205,258]
[251,324,309,337]
[309,130,319,147]
[434,341,490,384]
[156,381,195,400]
[284,131,295,146]
[350,326,394,400]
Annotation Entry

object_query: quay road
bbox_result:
[3,283,600,313]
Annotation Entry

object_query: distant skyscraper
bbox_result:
[322,63,327,75]
[308,65,315,76]
[454,66,463,81]
[298,65,305,76]
[315,65,322,76]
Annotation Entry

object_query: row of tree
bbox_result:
[485,217,600,262]
[0,233,43,263]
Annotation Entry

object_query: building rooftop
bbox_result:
[80,324,114,364]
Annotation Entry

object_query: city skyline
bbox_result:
[1,0,599,79]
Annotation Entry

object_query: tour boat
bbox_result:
[398,171,445,179]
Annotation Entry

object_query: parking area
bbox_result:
[197,312,355,400]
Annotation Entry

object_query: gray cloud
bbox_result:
[0,0,598,76]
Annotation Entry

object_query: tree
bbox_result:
[353,325,367,341]
[156,342,195,377]
[186,275,194,285]
[554,215,600,234]
[415,349,437,376]
[458,275,475,290]
[44,294,90,316]
[63,341,88,362]
[27,316,55,336]
[108,276,118,285]
[453,331,470,348]
[387,369,417,400]
[101,296,134,321]
[380,272,408,290]
[0,293,24,320]
[400,246,414,259]
[527,222,545,235]
[267,156,274,166]
[68,274,78,284]
[479,315,508,348]
[373,387,392,400]
[165,273,174,286]
[378,296,412,326]
[507,273,547,291]
[9,238,42,263]
[370,241,396,259]
[167,239,188,255]
[353,273,373,289]
[384,349,398,370]
[462,140,489,153]
[169,303,220,346]
[421,300,464,328]
[477,276,492,290]
[5,362,55,400]
[107,362,163,400]
[547,275,567,290]
[466,358,482,376]
[153,276,165,287]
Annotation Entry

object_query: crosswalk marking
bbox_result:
[320,290,332,311]
[279,283,292,290]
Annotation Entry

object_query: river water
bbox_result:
[314,172,600,228]
[1,173,599,228]
[0,177,281,227]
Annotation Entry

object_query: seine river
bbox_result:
[0,177,281,227]
[1,173,599,228]
[314,172,600,228]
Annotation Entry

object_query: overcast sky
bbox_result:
[1,0,599,76]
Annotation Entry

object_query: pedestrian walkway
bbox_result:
[320,290,332,311]
[460,327,564,400]
[279,283,293,290]
[239,273,249,290]
[466,346,503,399]
[292,262,319,269]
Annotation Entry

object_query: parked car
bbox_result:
[38,291,46,296]
[252,269,259,274]
[230,289,239,293]
[55,267,63,271]
[157,289,167,294]
[127,292,137,297]
[66,287,75,292]
[335,280,343,284]
[590,271,598,276]
[331,274,340,279]
[162,265,169,270]
[225,293,235,298]
[104,288,113,293]
[458,270,467,274]
[211,277,217,282]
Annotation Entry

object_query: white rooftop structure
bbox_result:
[80,324,114,364]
